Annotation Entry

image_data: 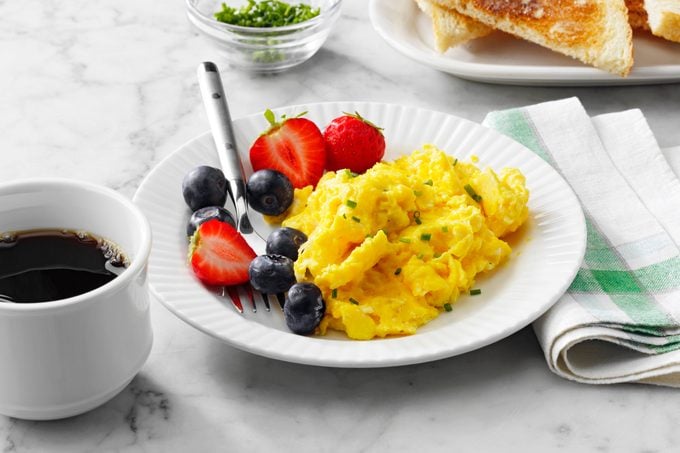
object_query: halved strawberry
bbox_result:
[188,219,256,286]
[249,110,325,189]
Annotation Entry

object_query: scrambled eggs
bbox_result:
[279,144,529,340]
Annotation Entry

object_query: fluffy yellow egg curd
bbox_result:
[278,144,529,340]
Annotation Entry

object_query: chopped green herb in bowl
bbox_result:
[214,0,320,27]
[187,0,341,72]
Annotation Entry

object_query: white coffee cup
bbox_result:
[0,179,153,420]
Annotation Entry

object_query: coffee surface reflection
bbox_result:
[0,230,127,303]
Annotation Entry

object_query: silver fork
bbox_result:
[197,61,284,313]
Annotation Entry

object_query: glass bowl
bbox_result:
[186,0,342,73]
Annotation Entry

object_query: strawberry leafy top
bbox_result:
[261,109,309,136]
[342,111,384,135]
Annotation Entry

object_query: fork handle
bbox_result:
[197,62,253,234]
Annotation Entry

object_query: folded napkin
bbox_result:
[483,97,680,386]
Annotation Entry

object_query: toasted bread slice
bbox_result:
[414,0,492,52]
[431,0,634,76]
[627,0,651,29]
[645,0,680,42]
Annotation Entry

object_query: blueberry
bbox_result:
[246,169,294,216]
[248,254,296,294]
[186,206,236,237]
[266,227,307,261]
[284,283,325,335]
[182,166,228,212]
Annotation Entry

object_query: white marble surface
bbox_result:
[2,0,680,451]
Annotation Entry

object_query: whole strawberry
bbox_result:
[323,112,386,174]
[249,109,326,189]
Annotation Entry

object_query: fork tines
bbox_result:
[223,285,285,313]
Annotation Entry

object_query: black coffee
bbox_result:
[0,230,127,303]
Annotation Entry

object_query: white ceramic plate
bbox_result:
[369,0,680,86]
[133,102,586,367]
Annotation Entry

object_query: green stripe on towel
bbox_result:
[485,109,551,162]
[572,256,680,293]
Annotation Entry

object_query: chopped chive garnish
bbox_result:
[453,158,458,166]
[417,253,424,259]
[464,184,482,202]
[424,179,433,186]
[434,252,441,258]
[420,233,431,241]
[441,226,448,233]
[394,267,402,275]
[346,199,357,209]
[349,297,359,305]
[413,211,422,225]
[214,2,320,27]
[344,169,358,178]
[444,303,452,312]
[413,190,423,197]
[470,288,482,296]
[351,216,361,223]
[342,213,347,219]
[331,288,337,298]
[399,237,411,243]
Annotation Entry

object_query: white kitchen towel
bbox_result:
[483,97,680,386]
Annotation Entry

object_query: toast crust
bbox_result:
[626,0,650,29]
[416,0,492,51]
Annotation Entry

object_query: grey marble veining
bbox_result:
[1,0,680,451]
